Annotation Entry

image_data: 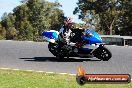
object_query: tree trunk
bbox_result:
[109,18,115,35]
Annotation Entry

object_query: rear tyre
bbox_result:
[48,42,58,56]
[48,42,64,58]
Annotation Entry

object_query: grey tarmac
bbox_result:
[0,41,132,75]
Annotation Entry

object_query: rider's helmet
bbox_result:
[63,17,74,29]
[64,17,73,24]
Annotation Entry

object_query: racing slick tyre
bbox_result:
[93,46,112,61]
[48,42,58,56]
[48,42,64,59]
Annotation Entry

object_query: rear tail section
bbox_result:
[42,30,59,43]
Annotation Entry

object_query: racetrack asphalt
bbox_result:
[0,40,132,75]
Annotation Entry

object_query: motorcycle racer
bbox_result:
[59,17,74,44]
[42,24,112,60]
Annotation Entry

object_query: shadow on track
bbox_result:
[20,57,101,62]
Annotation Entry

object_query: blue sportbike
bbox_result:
[42,29,112,61]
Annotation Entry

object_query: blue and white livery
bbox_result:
[42,29,112,61]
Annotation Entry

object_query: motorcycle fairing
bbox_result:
[42,30,59,43]
[78,48,93,54]
[79,44,99,54]
[82,29,102,44]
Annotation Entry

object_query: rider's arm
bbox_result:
[59,27,64,34]
[59,27,65,38]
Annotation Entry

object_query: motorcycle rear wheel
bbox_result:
[48,42,65,58]
[48,42,58,56]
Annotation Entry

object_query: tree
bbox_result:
[1,12,17,39]
[0,0,64,41]
[73,0,128,35]
[0,23,6,39]
[48,2,64,31]
[117,0,132,35]
[26,0,64,41]
[18,20,33,40]
[73,23,88,29]
[13,4,30,40]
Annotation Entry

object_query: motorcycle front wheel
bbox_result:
[93,46,112,61]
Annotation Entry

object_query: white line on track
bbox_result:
[0,67,76,76]
[1,67,132,81]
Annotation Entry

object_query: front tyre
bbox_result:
[93,46,112,61]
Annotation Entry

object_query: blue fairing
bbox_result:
[79,48,93,54]
[42,31,58,40]
[82,29,102,44]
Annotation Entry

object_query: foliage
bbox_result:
[0,23,6,39]
[117,0,132,35]
[73,23,88,29]
[0,0,64,41]
[74,0,132,35]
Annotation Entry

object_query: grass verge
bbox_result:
[0,69,131,88]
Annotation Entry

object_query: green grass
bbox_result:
[0,69,131,88]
